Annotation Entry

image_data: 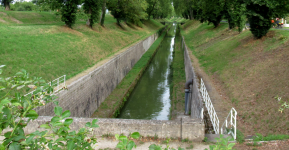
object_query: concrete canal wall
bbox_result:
[36,33,159,118]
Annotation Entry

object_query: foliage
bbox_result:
[199,0,225,28]
[83,0,101,27]
[0,66,98,149]
[107,0,148,26]
[146,0,158,19]
[205,134,235,150]
[253,133,289,141]
[150,0,173,19]
[60,0,81,28]
[173,0,196,20]
[148,136,185,150]
[275,95,289,113]
[115,132,140,150]
[0,0,13,10]
[236,129,245,144]
[149,143,185,150]
[100,0,106,26]
[10,2,36,11]
[244,0,289,38]
[230,0,246,33]
[32,0,62,11]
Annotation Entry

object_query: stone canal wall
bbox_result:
[36,33,159,118]
[24,116,204,141]
[181,36,203,119]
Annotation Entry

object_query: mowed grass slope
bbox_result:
[182,20,289,136]
[0,11,163,81]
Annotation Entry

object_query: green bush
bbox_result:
[61,0,81,28]
[0,66,98,149]
[11,2,36,11]
[246,2,271,38]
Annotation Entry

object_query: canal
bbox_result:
[118,23,177,120]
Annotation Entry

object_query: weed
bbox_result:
[253,133,289,141]
[102,133,114,138]
[186,145,194,149]
[205,134,235,150]
[139,141,144,144]
[181,138,189,142]
[231,98,239,105]
[203,137,208,142]
[154,133,159,140]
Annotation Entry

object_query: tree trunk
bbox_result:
[86,7,92,27]
[148,0,157,20]
[186,0,193,20]
[100,0,106,26]
[5,1,10,11]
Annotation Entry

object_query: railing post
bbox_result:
[231,109,233,126]
[234,110,237,140]
[64,75,66,87]
[57,78,60,92]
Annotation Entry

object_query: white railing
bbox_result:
[24,75,66,96]
[221,108,237,140]
[200,78,219,134]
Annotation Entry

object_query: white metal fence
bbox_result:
[200,78,219,134]
[200,78,238,140]
[221,108,237,140]
[24,75,66,96]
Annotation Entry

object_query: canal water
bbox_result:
[118,24,176,120]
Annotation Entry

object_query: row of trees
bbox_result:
[1,0,174,28]
[173,0,289,38]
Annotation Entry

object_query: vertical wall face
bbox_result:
[181,37,203,119]
[36,33,158,118]
[23,116,204,141]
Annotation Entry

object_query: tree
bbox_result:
[244,0,289,38]
[1,0,13,10]
[223,0,236,29]
[173,0,198,20]
[146,0,157,20]
[151,0,173,19]
[100,0,106,26]
[107,0,148,26]
[60,0,81,28]
[199,0,225,28]
[83,0,101,28]
[230,0,246,32]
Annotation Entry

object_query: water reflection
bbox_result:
[118,24,176,120]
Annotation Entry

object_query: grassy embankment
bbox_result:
[181,20,289,137]
[0,11,163,82]
[92,24,172,118]
[170,24,186,120]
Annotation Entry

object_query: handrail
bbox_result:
[200,78,219,134]
[220,107,237,140]
[24,75,66,96]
